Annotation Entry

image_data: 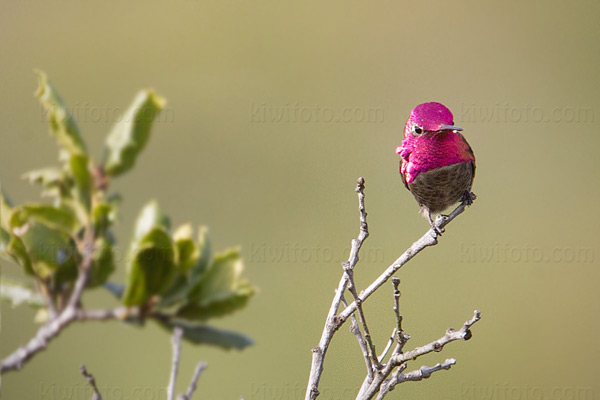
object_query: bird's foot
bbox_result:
[462,191,477,206]
[429,215,447,237]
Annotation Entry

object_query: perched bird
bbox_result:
[396,102,476,234]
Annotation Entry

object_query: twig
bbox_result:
[357,310,481,400]
[305,177,479,400]
[178,362,208,400]
[391,278,409,352]
[377,328,397,364]
[345,267,379,371]
[337,202,470,325]
[305,177,369,400]
[80,365,102,400]
[342,295,373,380]
[168,326,184,400]
[393,310,481,365]
[1,227,96,374]
[376,359,456,399]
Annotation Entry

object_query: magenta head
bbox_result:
[405,102,462,133]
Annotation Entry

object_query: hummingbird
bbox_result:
[396,102,476,235]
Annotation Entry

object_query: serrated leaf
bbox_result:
[69,154,92,210]
[0,278,45,308]
[11,204,78,235]
[35,71,86,156]
[103,90,165,177]
[157,319,253,350]
[177,249,255,321]
[88,239,115,288]
[122,227,175,306]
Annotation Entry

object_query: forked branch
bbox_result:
[305,177,481,400]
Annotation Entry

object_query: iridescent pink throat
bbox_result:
[396,131,474,184]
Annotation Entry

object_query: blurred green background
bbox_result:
[1,0,599,399]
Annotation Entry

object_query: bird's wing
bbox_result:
[458,132,476,182]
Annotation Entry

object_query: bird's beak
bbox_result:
[440,124,463,131]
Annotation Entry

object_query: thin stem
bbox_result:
[305,177,369,400]
[342,295,373,381]
[337,202,470,326]
[167,327,183,400]
[80,365,102,400]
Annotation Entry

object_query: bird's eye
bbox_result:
[414,126,423,135]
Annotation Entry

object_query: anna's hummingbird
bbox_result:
[396,102,476,234]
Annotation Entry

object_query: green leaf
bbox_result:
[11,204,78,235]
[1,228,34,275]
[0,278,45,308]
[103,90,165,177]
[132,201,170,244]
[1,188,13,231]
[157,319,253,350]
[158,274,189,309]
[92,202,116,236]
[174,224,198,272]
[10,219,80,279]
[35,70,86,156]
[122,227,175,306]
[69,154,92,210]
[157,226,211,310]
[22,168,70,198]
[22,168,64,187]
[192,226,211,283]
[177,249,255,321]
[88,239,115,288]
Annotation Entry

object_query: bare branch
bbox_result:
[181,362,208,400]
[80,365,102,400]
[67,226,95,310]
[342,295,373,380]
[391,278,410,352]
[357,310,481,400]
[305,177,369,400]
[376,359,456,399]
[393,310,481,365]
[337,203,470,325]
[168,326,184,400]
[345,267,380,371]
[377,328,397,364]
[305,177,480,400]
